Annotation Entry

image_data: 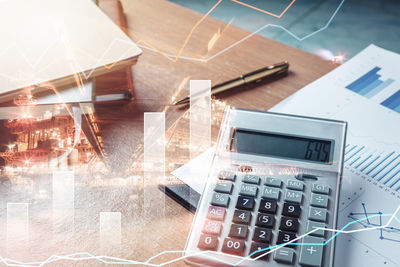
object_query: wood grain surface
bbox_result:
[92,0,338,265]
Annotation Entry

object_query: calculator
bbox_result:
[184,108,347,267]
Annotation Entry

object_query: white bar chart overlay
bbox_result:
[52,171,75,230]
[7,203,29,246]
[190,80,211,160]
[99,212,122,250]
[190,80,211,206]
[144,112,166,216]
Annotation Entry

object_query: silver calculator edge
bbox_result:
[184,107,347,267]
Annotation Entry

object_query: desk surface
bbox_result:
[107,0,336,264]
[0,0,337,265]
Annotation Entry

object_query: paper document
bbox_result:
[171,146,215,194]
[271,44,400,267]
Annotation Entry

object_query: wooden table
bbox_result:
[0,0,337,265]
[88,0,338,265]
[96,0,338,264]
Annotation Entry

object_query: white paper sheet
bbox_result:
[271,44,400,267]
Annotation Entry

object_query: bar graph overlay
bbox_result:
[344,144,400,191]
[345,66,400,114]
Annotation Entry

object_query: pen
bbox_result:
[173,61,289,105]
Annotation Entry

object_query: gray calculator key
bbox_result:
[218,170,236,181]
[242,175,260,184]
[287,180,304,191]
[211,192,230,207]
[284,190,303,204]
[262,186,280,200]
[312,183,330,195]
[307,221,326,237]
[215,182,233,194]
[299,236,324,267]
[239,183,258,197]
[265,177,282,188]
[273,248,294,264]
[308,207,327,222]
[311,193,329,208]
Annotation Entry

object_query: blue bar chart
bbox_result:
[344,144,400,191]
[345,66,400,114]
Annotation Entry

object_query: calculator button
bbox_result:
[279,216,299,232]
[239,183,258,197]
[232,210,252,225]
[265,177,282,188]
[249,242,269,260]
[202,220,222,236]
[312,183,330,195]
[259,199,277,214]
[282,203,301,218]
[284,190,303,204]
[211,192,230,207]
[214,182,233,194]
[197,234,218,251]
[307,221,326,237]
[222,238,246,256]
[236,196,255,210]
[299,236,324,267]
[277,231,297,248]
[261,186,280,200]
[229,224,248,239]
[274,248,294,264]
[218,170,236,181]
[308,207,327,222]
[242,175,260,185]
[287,179,304,191]
[256,213,275,228]
[252,227,272,243]
[207,206,226,221]
[311,193,329,208]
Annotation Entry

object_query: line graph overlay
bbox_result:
[231,0,296,18]
[134,0,345,62]
[0,205,399,267]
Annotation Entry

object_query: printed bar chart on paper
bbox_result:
[270,44,400,267]
[345,66,395,98]
[345,66,400,113]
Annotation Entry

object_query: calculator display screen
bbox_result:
[233,129,332,163]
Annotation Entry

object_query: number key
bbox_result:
[229,224,248,239]
[259,199,277,214]
[236,196,255,210]
[277,231,297,248]
[282,203,301,218]
[198,234,218,251]
[232,210,252,225]
[252,227,272,243]
[279,216,299,232]
[256,213,275,228]
[222,238,246,256]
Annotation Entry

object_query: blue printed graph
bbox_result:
[345,67,394,98]
[345,66,400,114]
[344,144,400,191]
[348,203,400,243]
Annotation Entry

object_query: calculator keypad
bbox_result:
[197,170,334,267]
